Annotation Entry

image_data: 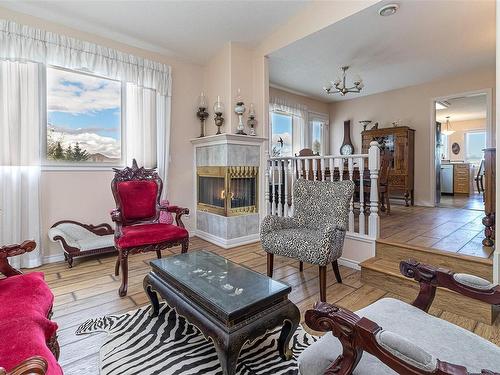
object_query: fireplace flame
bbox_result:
[220,190,225,199]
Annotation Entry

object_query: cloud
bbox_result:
[48,124,119,136]
[50,130,121,159]
[47,68,121,114]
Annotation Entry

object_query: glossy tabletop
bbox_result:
[150,250,291,318]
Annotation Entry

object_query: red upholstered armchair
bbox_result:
[111,159,189,297]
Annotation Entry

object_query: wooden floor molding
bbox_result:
[25,237,500,374]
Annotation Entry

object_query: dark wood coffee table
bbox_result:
[143,250,300,375]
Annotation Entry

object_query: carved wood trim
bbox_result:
[400,259,500,307]
[0,356,48,375]
[50,220,113,236]
[0,241,37,277]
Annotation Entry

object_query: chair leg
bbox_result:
[386,191,391,215]
[319,266,327,302]
[267,253,274,278]
[114,256,120,276]
[332,260,342,284]
[156,249,162,259]
[299,261,304,272]
[181,240,189,254]
[118,250,129,297]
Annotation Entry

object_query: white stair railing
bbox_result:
[265,141,381,238]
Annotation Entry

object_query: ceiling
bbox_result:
[268,0,496,102]
[0,0,309,64]
[436,94,487,123]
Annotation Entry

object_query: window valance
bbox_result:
[0,20,172,96]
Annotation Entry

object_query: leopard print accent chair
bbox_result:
[261,179,354,302]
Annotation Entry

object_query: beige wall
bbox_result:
[0,7,204,260]
[444,119,486,161]
[0,1,380,262]
[329,67,495,206]
[269,86,330,115]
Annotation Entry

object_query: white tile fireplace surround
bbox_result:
[191,134,266,248]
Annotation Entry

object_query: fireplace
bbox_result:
[197,166,258,216]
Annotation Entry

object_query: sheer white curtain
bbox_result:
[156,94,172,198]
[125,84,157,168]
[0,60,43,268]
[125,85,172,198]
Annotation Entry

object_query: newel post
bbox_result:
[368,141,380,238]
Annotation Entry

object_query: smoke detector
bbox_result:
[378,3,399,16]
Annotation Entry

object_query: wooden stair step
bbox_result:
[360,257,497,324]
[376,239,492,281]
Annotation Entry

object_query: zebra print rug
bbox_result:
[76,303,318,375]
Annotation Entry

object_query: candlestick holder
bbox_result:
[196,107,209,137]
[213,96,225,135]
[247,103,257,136]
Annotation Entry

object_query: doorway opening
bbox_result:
[433,91,490,211]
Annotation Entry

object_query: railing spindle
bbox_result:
[358,156,366,235]
[368,141,380,237]
[348,158,354,232]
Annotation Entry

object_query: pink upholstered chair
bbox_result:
[111,159,189,297]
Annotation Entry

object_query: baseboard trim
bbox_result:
[42,253,65,264]
[194,230,260,249]
[338,257,361,270]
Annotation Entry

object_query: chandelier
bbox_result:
[324,66,364,96]
[441,116,455,136]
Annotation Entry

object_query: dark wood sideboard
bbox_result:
[482,147,495,247]
[362,126,415,206]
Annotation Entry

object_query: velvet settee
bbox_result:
[0,241,61,375]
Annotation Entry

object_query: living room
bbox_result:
[1,1,499,375]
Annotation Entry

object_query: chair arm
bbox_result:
[0,241,36,259]
[160,205,189,228]
[305,302,498,375]
[0,241,37,277]
[400,259,500,312]
[260,215,301,235]
[0,356,47,375]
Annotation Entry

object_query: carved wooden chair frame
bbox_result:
[50,220,116,268]
[111,160,189,297]
[0,241,59,375]
[305,259,500,375]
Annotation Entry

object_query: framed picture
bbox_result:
[452,142,461,155]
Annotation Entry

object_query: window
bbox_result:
[440,133,448,159]
[270,112,293,157]
[309,113,328,155]
[46,67,122,164]
[465,131,486,164]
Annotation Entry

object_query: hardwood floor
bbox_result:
[27,237,500,374]
[379,203,493,259]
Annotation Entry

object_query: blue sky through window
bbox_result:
[47,67,121,162]
[271,112,292,156]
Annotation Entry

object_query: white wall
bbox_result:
[329,67,496,206]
